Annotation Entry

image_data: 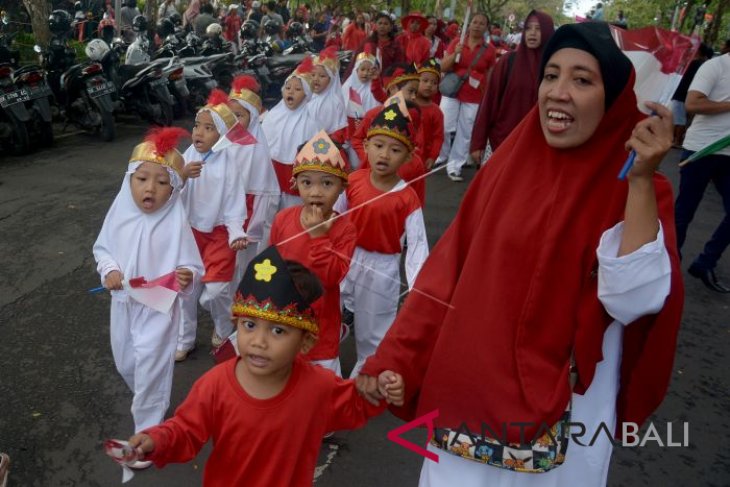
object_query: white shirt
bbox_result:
[683,53,730,156]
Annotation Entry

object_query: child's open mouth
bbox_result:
[142,196,155,209]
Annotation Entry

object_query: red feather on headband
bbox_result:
[207,88,230,106]
[232,75,260,94]
[296,55,314,74]
[144,127,190,155]
[318,46,338,61]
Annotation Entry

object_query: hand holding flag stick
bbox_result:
[201,121,258,163]
[455,0,472,63]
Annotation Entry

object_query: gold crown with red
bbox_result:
[203,88,237,129]
[229,75,263,114]
[313,46,340,75]
[129,127,190,177]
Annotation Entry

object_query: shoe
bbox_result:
[688,264,730,293]
[0,453,9,487]
[129,460,153,470]
[211,332,225,348]
[175,348,192,362]
[448,172,463,182]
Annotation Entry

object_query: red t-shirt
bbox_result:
[345,169,421,253]
[445,39,496,104]
[146,356,384,486]
[418,102,445,163]
[270,206,357,361]
[342,23,366,51]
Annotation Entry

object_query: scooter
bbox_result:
[13,63,54,147]
[0,62,31,155]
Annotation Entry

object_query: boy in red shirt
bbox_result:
[416,58,445,170]
[270,130,356,375]
[121,246,404,486]
[337,104,429,378]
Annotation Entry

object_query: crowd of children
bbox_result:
[95,50,446,483]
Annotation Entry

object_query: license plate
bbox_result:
[27,83,53,101]
[87,80,116,98]
[0,88,30,108]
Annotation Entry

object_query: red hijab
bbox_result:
[362,22,684,443]
[471,10,555,152]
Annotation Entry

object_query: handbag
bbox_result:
[430,353,577,473]
[439,44,488,98]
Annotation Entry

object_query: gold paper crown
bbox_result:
[314,46,339,76]
[129,142,185,177]
[385,67,420,91]
[292,130,348,181]
[366,126,414,151]
[355,50,377,64]
[205,102,237,130]
[230,89,263,115]
[232,293,319,334]
[418,58,441,77]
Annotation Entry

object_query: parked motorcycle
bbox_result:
[13,63,54,147]
[87,38,175,126]
[0,62,31,155]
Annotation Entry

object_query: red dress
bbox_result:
[145,356,384,486]
[269,206,357,361]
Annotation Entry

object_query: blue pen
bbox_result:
[202,150,213,162]
[89,286,106,294]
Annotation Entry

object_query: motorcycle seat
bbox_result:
[267,53,307,68]
[13,65,42,76]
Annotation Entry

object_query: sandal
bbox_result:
[0,452,9,487]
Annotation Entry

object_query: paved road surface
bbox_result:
[0,123,727,486]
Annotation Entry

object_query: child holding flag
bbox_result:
[93,128,204,467]
[262,57,320,209]
[337,104,429,378]
[270,130,357,375]
[117,247,404,485]
[177,89,249,359]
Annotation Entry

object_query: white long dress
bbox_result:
[419,221,672,487]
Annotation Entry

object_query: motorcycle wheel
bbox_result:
[39,120,54,148]
[9,115,31,156]
[100,109,116,142]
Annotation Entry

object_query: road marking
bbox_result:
[313,443,339,482]
[54,130,86,140]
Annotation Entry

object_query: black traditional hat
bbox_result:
[232,246,319,334]
[418,58,441,77]
[366,102,414,150]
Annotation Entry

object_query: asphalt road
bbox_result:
[0,121,728,487]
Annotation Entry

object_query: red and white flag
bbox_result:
[125,271,180,314]
[211,122,258,153]
[347,87,364,118]
[610,26,699,112]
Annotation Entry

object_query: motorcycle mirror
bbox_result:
[34,44,42,53]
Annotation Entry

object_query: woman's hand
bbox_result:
[104,270,124,291]
[127,433,155,458]
[355,373,385,406]
[175,268,193,290]
[625,101,673,180]
[377,370,404,406]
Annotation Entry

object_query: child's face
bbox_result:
[399,80,420,102]
[227,100,251,130]
[130,161,174,213]
[311,65,331,94]
[418,72,439,99]
[295,170,344,215]
[365,134,411,177]
[192,111,220,153]
[356,61,373,83]
[235,316,314,378]
[283,77,306,109]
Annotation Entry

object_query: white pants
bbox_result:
[340,247,401,378]
[311,357,342,377]
[178,279,235,351]
[110,297,178,433]
[438,96,479,176]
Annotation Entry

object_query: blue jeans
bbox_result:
[674,150,730,270]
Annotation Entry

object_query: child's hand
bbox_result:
[377,370,404,406]
[175,268,193,290]
[104,270,124,291]
[128,433,155,458]
[355,373,384,406]
[425,158,435,170]
[301,204,333,238]
[183,161,203,179]
[230,238,248,251]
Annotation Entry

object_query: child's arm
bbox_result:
[325,376,387,432]
[93,220,123,289]
[404,209,429,289]
[127,377,214,467]
[222,156,249,248]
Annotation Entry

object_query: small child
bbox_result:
[122,247,404,485]
[336,105,429,378]
[227,75,281,286]
[177,89,249,359]
[308,46,348,142]
[261,56,320,209]
[270,130,357,376]
[93,127,204,467]
[416,58,445,171]
[341,47,380,169]
[351,63,421,163]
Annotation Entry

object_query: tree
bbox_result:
[22,0,51,46]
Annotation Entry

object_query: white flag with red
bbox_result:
[211,122,258,153]
[348,87,364,118]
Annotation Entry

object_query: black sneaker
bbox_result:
[688,263,730,293]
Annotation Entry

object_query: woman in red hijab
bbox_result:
[470,10,554,160]
[358,22,683,487]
